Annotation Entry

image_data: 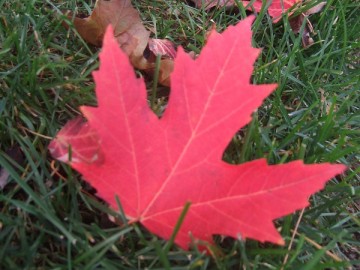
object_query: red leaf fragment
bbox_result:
[50,16,346,249]
[49,117,103,164]
[191,0,300,22]
[148,38,177,59]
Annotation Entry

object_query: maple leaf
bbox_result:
[67,0,149,58]
[63,0,175,85]
[49,16,345,249]
[192,0,300,22]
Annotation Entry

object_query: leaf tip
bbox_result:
[277,238,286,246]
[331,163,347,177]
[243,14,256,25]
[103,24,115,46]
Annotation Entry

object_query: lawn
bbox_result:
[0,0,359,269]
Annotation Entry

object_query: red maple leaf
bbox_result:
[243,0,300,21]
[192,0,300,22]
[49,16,345,249]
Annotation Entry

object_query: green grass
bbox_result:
[0,0,359,269]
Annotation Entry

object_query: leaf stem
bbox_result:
[151,54,162,109]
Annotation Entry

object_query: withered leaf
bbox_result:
[63,0,176,86]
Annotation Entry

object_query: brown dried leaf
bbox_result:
[288,1,327,48]
[289,14,314,48]
[69,0,149,59]
[0,146,24,190]
[64,0,175,86]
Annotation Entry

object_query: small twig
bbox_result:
[281,208,305,270]
[50,160,67,181]
[294,231,343,263]
[150,54,162,109]
[281,208,344,269]
[19,126,53,140]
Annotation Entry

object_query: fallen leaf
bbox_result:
[289,14,314,47]
[191,0,300,22]
[289,2,327,48]
[0,167,10,189]
[191,0,326,47]
[49,16,346,249]
[49,117,103,164]
[68,0,149,59]
[143,38,177,85]
[0,146,24,189]
[148,38,177,60]
[318,88,335,115]
[63,0,174,86]
[304,1,327,16]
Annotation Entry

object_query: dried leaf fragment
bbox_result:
[289,2,327,48]
[0,146,24,189]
